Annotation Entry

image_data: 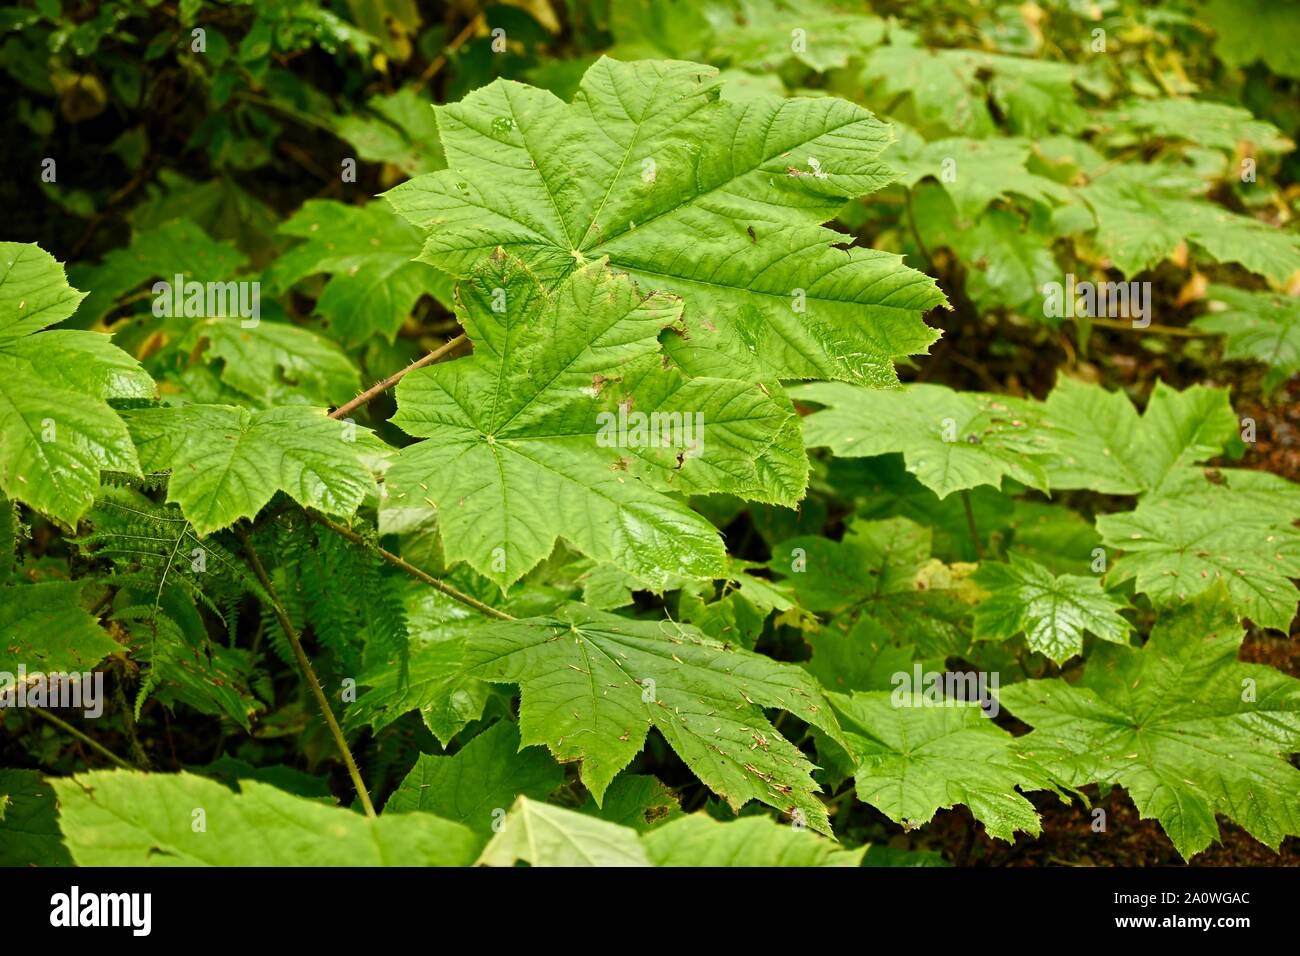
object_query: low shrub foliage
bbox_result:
[3,0,1299,867]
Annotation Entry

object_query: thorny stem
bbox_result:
[30,707,136,770]
[329,333,467,421]
[306,511,515,622]
[961,489,984,561]
[237,528,378,817]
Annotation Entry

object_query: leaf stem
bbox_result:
[329,333,467,421]
[904,188,936,275]
[231,89,339,133]
[29,707,136,770]
[307,511,515,622]
[237,528,378,817]
[414,15,482,92]
[961,489,984,562]
[1081,316,1205,337]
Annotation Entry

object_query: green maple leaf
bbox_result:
[611,0,885,75]
[973,554,1131,664]
[909,183,1060,312]
[1194,285,1300,391]
[0,243,146,525]
[385,721,562,832]
[1098,98,1292,154]
[578,773,683,831]
[642,813,866,866]
[1031,378,1298,628]
[52,771,482,865]
[0,770,71,866]
[1078,164,1300,282]
[999,596,1300,859]
[1202,0,1300,78]
[463,603,845,834]
[480,796,865,866]
[478,795,651,866]
[1041,376,1238,495]
[0,580,122,674]
[890,136,1072,221]
[336,86,447,175]
[793,381,1052,497]
[831,690,1062,841]
[344,588,491,744]
[124,404,377,535]
[68,219,249,323]
[1096,472,1300,632]
[769,516,978,660]
[387,253,805,590]
[266,200,454,345]
[182,316,360,408]
[385,56,944,384]
[864,44,1084,138]
[803,616,919,694]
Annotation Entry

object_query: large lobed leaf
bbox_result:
[1194,285,1300,392]
[478,795,861,866]
[387,252,805,590]
[973,554,1131,664]
[385,56,945,385]
[1078,164,1300,283]
[1041,376,1238,495]
[793,381,1052,498]
[1000,595,1300,859]
[831,691,1063,841]
[0,580,121,675]
[1096,470,1300,633]
[265,199,454,345]
[0,243,147,525]
[385,720,562,832]
[124,404,377,535]
[462,603,845,834]
[53,771,481,866]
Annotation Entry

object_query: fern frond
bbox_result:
[78,488,269,721]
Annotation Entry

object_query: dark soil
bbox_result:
[904,790,1300,867]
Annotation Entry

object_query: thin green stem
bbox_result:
[30,707,136,770]
[231,89,338,133]
[1082,315,1205,337]
[905,188,936,275]
[961,489,984,561]
[238,528,377,817]
[307,511,515,622]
